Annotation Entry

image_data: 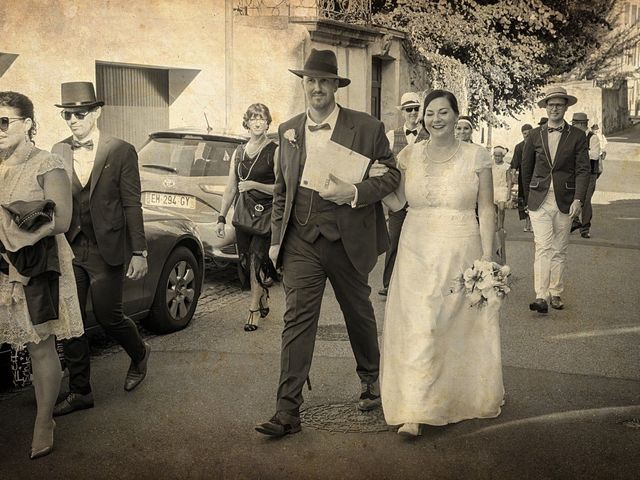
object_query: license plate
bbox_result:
[145,192,196,209]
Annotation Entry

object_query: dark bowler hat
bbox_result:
[538,117,548,125]
[289,49,351,88]
[55,81,105,109]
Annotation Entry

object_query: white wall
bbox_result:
[2,0,227,148]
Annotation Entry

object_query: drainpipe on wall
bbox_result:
[225,0,234,133]
[486,91,494,150]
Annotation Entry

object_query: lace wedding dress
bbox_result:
[0,147,84,346]
[380,141,504,426]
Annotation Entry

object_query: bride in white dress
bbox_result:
[375,90,504,437]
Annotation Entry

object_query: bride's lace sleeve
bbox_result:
[474,146,493,173]
[396,144,414,171]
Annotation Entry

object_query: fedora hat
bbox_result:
[289,49,351,88]
[571,112,589,122]
[396,92,421,110]
[537,86,578,108]
[55,81,105,109]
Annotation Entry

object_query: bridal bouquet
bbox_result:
[450,260,512,308]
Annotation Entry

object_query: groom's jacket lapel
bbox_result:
[331,106,356,153]
[288,113,307,195]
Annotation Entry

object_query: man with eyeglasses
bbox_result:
[522,86,590,314]
[51,82,151,416]
[378,92,429,297]
[570,112,601,239]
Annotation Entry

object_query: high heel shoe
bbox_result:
[244,309,260,332]
[258,289,270,318]
[30,419,55,459]
[397,423,421,437]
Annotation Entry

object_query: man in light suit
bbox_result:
[255,49,401,437]
[522,86,590,314]
[52,82,151,416]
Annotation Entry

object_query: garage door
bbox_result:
[96,63,169,149]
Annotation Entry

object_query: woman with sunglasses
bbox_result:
[216,103,278,331]
[0,91,83,458]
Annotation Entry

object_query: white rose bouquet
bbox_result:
[450,260,512,308]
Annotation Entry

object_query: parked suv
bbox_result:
[137,129,245,265]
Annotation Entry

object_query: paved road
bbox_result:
[1,126,639,479]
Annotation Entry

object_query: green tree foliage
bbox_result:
[373,0,627,124]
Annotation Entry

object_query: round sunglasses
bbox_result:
[0,116,25,132]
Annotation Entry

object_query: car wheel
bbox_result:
[146,246,202,334]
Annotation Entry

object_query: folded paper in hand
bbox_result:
[300,140,370,192]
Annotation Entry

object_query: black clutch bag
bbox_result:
[2,199,56,232]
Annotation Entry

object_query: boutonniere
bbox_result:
[284,129,298,149]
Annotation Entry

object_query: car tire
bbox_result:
[145,246,202,334]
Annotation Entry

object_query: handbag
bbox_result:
[2,199,56,232]
[232,192,271,235]
[231,143,272,235]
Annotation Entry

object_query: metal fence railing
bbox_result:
[233,0,372,24]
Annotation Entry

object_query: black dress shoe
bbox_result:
[378,287,388,296]
[358,381,381,411]
[550,296,564,310]
[124,341,151,392]
[529,298,548,314]
[53,392,94,417]
[571,222,582,233]
[581,231,591,238]
[255,411,301,437]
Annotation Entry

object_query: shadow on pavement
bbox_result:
[607,123,640,143]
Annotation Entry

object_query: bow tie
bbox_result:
[308,123,331,132]
[547,126,564,133]
[72,139,94,150]
[406,129,418,136]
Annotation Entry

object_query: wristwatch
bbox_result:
[132,250,148,258]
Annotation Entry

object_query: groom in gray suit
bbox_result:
[256,49,401,436]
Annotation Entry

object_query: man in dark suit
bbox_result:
[255,50,401,437]
[522,86,590,314]
[510,123,533,232]
[51,82,151,416]
[570,112,602,239]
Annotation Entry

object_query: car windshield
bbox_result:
[139,137,238,177]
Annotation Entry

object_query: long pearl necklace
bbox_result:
[425,139,461,164]
[2,141,35,202]
[244,135,268,158]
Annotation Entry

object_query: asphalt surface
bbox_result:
[1,126,639,479]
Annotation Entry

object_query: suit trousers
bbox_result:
[64,236,146,394]
[276,227,380,414]
[528,190,572,299]
[579,173,598,233]
[381,207,407,289]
